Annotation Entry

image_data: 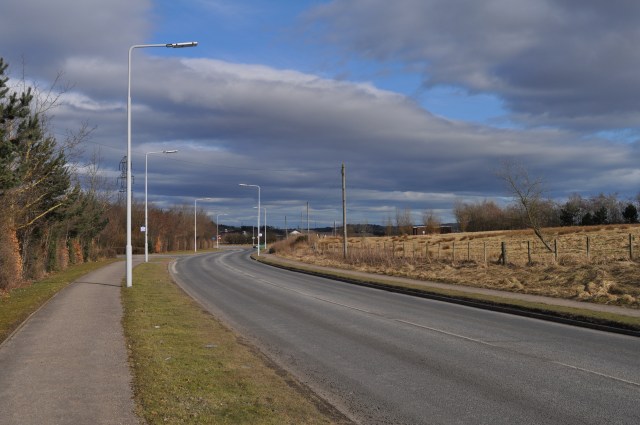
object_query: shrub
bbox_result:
[0,223,23,291]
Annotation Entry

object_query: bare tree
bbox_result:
[497,160,553,252]
[395,207,413,235]
[384,214,395,236]
[453,199,471,232]
[422,209,441,234]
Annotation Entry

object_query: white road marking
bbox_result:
[250,270,640,389]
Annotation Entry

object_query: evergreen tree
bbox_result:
[0,57,72,279]
[593,206,608,225]
[581,212,594,226]
[622,203,638,224]
[559,203,580,226]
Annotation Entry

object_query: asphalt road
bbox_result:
[172,249,640,425]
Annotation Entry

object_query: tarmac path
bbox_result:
[0,261,139,425]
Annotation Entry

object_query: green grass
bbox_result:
[122,260,347,424]
[0,259,118,344]
[255,255,640,331]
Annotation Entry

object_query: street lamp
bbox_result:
[145,150,177,263]
[126,41,198,288]
[215,213,228,249]
[239,183,260,255]
[194,197,215,253]
[254,206,267,252]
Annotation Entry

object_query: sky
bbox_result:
[2,0,640,228]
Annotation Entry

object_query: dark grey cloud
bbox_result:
[306,0,640,133]
[0,0,152,74]
[41,55,640,224]
[104,58,638,222]
[2,0,639,226]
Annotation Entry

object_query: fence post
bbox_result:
[438,243,441,260]
[468,241,471,261]
[527,241,531,265]
[586,236,590,262]
[501,242,507,265]
[452,242,456,263]
[554,239,558,263]
[483,241,487,265]
[629,234,634,260]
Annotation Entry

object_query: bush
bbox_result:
[268,235,309,254]
[0,224,23,291]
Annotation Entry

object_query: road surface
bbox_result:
[172,249,640,425]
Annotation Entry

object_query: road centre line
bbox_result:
[552,361,640,388]
[250,274,640,388]
[215,253,256,279]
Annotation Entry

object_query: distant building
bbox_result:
[412,225,456,235]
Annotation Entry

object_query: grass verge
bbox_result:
[0,259,118,344]
[255,255,640,335]
[122,259,349,424]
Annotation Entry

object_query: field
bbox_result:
[274,224,640,308]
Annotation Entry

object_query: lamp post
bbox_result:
[194,197,215,252]
[126,41,197,288]
[216,213,227,249]
[254,206,267,252]
[239,183,260,255]
[144,150,177,263]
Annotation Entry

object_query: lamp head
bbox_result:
[166,42,198,48]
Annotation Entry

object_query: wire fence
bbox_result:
[317,233,639,266]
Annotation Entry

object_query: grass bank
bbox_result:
[287,226,640,308]
[0,259,118,344]
[122,259,349,424]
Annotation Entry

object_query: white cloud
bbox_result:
[61,91,123,113]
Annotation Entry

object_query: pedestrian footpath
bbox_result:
[0,261,139,425]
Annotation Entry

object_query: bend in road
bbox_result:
[172,250,640,425]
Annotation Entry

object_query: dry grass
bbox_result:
[276,225,640,308]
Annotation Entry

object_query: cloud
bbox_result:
[0,0,153,80]
[107,58,639,205]
[306,0,640,133]
[46,55,640,219]
[2,0,639,225]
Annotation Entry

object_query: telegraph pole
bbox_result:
[306,202,310,240]
[342,162,347,258]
